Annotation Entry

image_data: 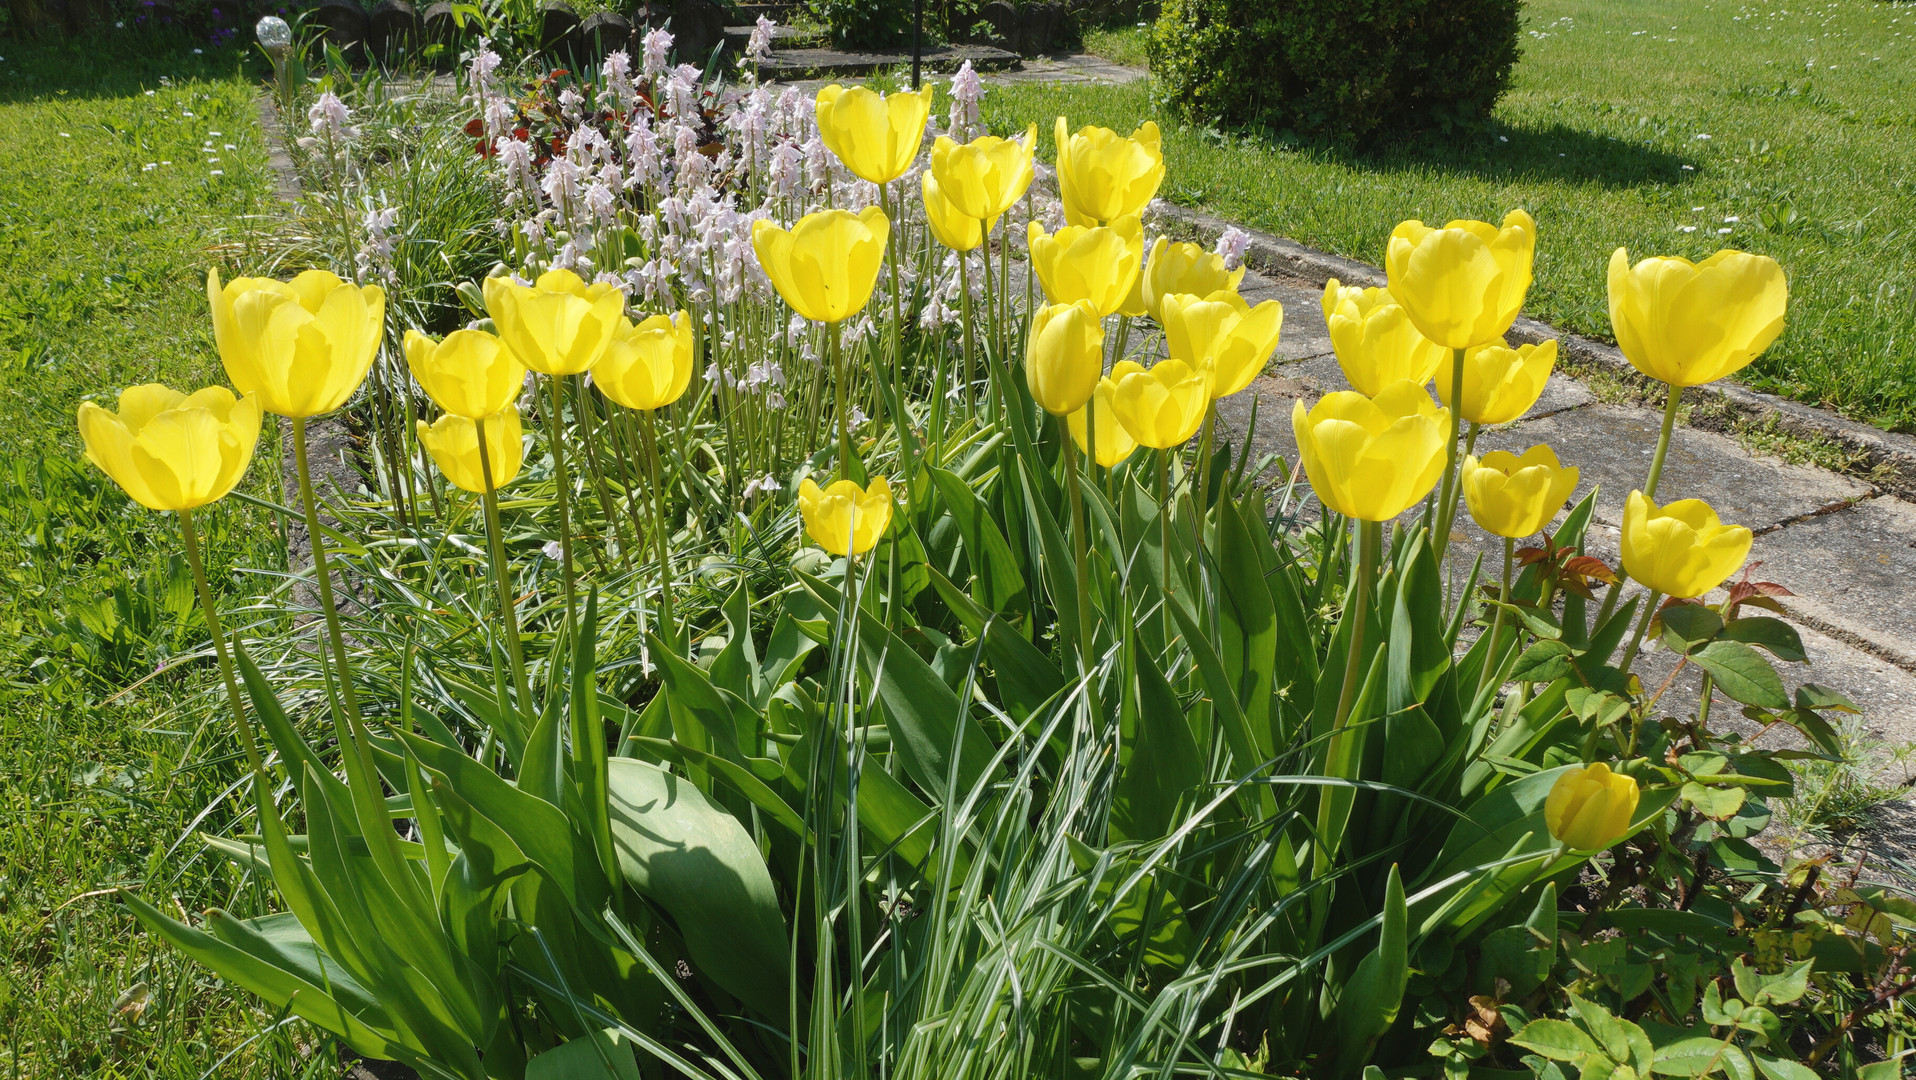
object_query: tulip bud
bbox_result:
[814,84,935,185]
[1545,763,1640,850]
[1067,361,1143,468]
[1054,116,1164,228]
[1608,247,1787,388]
[483,269,624,376]
[1384,210,1535,349]
[1322,279,1447,397]
[416,407,524,493]
[929,125,1037,221]
[1291,381,1450,522]
[1143,237,1246,322]
[1462,446,1580,539]
[77,384,261,511]
[403,328,524,419]
[1109,358,1209,450]
[1159,290,1284,400]
[1027,215,1144,318]
[1024,300,1104,416]
[208,268,384,418]
[752,207,890,324]
[1434,338,1556,425]
[1621,491,1752,599]
[595,311,696,412]
[798,475,892,557]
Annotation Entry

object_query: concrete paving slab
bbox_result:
[1747,497,1916,670]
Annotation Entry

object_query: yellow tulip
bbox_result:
[1291,380,1451,522]
[1110,358,1209,450]
[929,125,1036,221]
[77,384,261,511]
[1434,338,1557,425]
[1321,279,1447,397]
[1024,300,1104,416]
[1621,491,1753,599]
[416,407,524,493]
[1384,209,1536,349]
[1461,446,1580,539]
[752,207,890,324]
[595,311,696,411]
[1027,215,1144,318]
[797,475,893,557]
[1067,360,1143,467]
[403,328,524,419]
[1054,116,1164,227]
[1608,247,1787,387]
[207,268,385,418]
[1545,763,1640,851]
[1159,290,1284,400]
[814,84,935,185]
[483,269,625,376]
[1142,237,1246,321]
[922,171,991,253]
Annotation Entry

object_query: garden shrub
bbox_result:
[1149,0,1522,146]
[812,0,919,47]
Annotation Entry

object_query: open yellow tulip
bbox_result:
[483,269,625,376]
[417,407,524,493]
[1110,358,1209,450]
[1462,446,1580,538]
[78,384,261,511]
[595,310,696,411]
[1608,247,1787,387]
[1384,210,1535,349]
[1545,763,1640,850]
[1054,116,1164,227]
[1159,290,1284,400]
[1067,360,1143,467]
[929,125,1036,221]
[1292,380,1451,522]
[922,171,991,253]
[1322,279,1447,397]
[1025,300,1104,416]
[1434,338,1557,425]
[814,84,935,185]
[208,268,384,418]
[798,475,892,557]
[752,207,890,324]
[403,327,524,419]
[1143,238,1246,321]
[1621,491,1752,599]
[1027,215,1144,318]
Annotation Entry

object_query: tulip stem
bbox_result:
[292,416,362,725]
[959,253,977,424]
[1061,419,1095,679]
[831,319,853,480]
[178,507,267,780]
[474,415,533,717]
[1619,589,1662,673]
[1478,536,1515,701]
[1645,383,1683,501]
[1314,518,1381,886]
[1433,348,1470,562]
[542,374,579,626]
[640,412,678,647]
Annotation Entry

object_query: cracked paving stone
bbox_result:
[1747,496,1916,670]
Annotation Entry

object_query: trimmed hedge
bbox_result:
[1149,0,1522,146]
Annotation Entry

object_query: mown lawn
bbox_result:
[1046,0,1916,432]
[0,33,319,1079]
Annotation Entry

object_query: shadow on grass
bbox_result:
[1313,120,1696,191]
[0,30,266,104]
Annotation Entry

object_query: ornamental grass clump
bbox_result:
[76,36,1894,1080]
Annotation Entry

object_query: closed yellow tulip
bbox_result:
[814,84,934,185]
[1067,360,1143,467]
[1159,290,1284,400]
[77,384,261,511]
[1434,338,1557,425]
[1025,300,1104,416]
[1608,247,1787,387]
[1384,210,1535,349]
[1461,446,1580,538]
[208,268,384,418]
[752,207,890,324]
[1142,237,1246,321]
[929,125,1036,221]
[922,171,991,253]
[1110,359,1209,450]
[1545,763,1640,851]
[1621,491,1752,599]
[1321,279,1447,397]
[1054,117,1164,227]
[1291,380,1451,522]
[798,475,892,557]
[417,407,524,493]
[483,269,625,376]
[595,311,696,411]
[403,328,524,419]
[1027,215,1144,318]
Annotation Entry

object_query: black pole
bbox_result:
[912,0,923,88]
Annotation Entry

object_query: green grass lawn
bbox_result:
[0,33,318,1079]
[1055,0,1916,433]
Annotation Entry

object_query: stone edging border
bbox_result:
[1154,204,1916,502]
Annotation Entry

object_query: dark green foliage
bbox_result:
[1149,0,1522,145]
[812,0,920,47]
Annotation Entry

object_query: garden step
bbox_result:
[758,43,1021,81]
[723,22,823,50]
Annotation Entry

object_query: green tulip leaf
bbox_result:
[526,1029,643,1080]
